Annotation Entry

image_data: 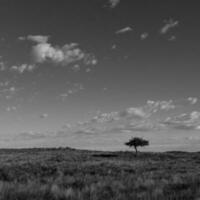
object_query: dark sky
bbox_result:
[0,0,200,151]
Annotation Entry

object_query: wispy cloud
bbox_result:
[110,120,164,133]
[59,83,84,101]
[62,123,72,129]
[19,35,49,43]
[161,111,200,131]
[160,19,179,34]
[66,97,199,136]
[15,97,200,140]
[73,128,98,135]
[115,27,133,34]
[59,93,69,101]
[88,100,176,125]
[0,86,21,100]
[17,131,48,140]
[71,64,81,72]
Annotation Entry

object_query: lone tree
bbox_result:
[125,137,149,156]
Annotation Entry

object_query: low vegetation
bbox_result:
[0,148,199,199]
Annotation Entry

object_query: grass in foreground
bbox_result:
[0,148,200,199]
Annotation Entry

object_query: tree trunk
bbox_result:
[134,146,138,156]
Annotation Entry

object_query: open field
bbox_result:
[0,148,200,199]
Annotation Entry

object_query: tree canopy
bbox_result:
[125,137,149,155]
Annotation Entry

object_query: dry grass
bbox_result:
[0,148,199,199]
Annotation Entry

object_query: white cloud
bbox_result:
[32,42,97,66]
[6,106,17,112]
[62,124,72,129]
[84,54,98,65]
[160,19,179,34]
[11,64,36,74]
[67,90,73,94]
[190,111,200,121]
[168,35,176,41]
[146,98,199,112]
[0,81,9,87]
[0,61,6,71]
[8,87,16,92]
[188,97,198,105]
[140,32,149,40]
[115,27,133,34]
[185,136,200,141]
[119,107,149,119]
[111,44,117,50]
[40,113,48,119]
[32,43,64,63]
[157,100,175,111]
[103,87,108,92]
[108,0,120,8]
[71,64,81,72]
[145,100,176,114]
[18,35,97,70]
[91,111,119,123]
[0,86,21,100]
[60,93,68,101]
[85,68,91,73]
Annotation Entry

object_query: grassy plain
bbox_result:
[0,148,199,199]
